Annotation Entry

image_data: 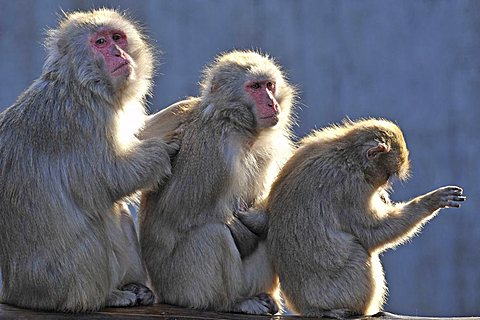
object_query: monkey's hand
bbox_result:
[227,214,260,259]
[234,209,269,239]
[421,186,466,211]
[138,138,173,188]
[121,283,155,306]
[163,123,185,158]
[165,136,181,159]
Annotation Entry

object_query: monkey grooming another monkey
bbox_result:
[0,9,176,312]
[267,119,466,318]
[140,50,296,315]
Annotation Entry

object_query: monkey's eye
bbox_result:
[266,81,275,90]
[112,33,122,41]
[95,38,107,45]
[250,83,261,89]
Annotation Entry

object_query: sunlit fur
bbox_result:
[267,118,463,317]
[0,9,171,312]
[140,50,296,314]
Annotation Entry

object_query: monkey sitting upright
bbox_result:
[0,9,177,312]
[267,118,466,318]
[140,50,297,315]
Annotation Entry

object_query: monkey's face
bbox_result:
[244,79,280,129]
[90,28,135,85]
[364,137,410,186]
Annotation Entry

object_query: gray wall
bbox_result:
[1,0,479,317]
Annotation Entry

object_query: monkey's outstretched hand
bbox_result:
[423,186,466,209]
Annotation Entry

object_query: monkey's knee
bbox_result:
[121,283,156,306]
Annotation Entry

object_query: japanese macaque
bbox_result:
[267,119,466,318]
[0,9,177,312]
[140,50,296,315]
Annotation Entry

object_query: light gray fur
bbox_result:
[140,50,296,315]
[0,9,173,312]
[267,119,465,317]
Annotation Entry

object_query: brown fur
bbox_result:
[267,118,465,317]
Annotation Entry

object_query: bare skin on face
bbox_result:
[245,80,280,128]
[91,29,134,78]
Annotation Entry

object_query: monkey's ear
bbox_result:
[367,142,389,160]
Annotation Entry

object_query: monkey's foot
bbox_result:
[121,283,156,305]
[232,292,279,315]
[372,311,402,318]
[105,289,137,307]
[321,308,360,319]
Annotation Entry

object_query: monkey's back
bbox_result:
[0,83,124,312]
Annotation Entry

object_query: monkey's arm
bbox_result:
[105,138,175,200]
[351,186,465,252]
[139,98,199,141]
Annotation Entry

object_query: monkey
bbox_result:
[139,50,296,315]
[0,9,178,312]
[266,118,466,318]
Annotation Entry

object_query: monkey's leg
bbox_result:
[115,204,155,305]
[234,242,280,315]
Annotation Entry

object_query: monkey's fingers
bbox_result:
[445,196,466,208]
[443,186,464,195]
[256,292,279,315]
[122,283,155,306]
[447,194,466,202]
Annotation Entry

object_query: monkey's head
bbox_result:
[348,119,410,186]
[306,119,410,188]
[199,50,295,131]
[43,9,154,103]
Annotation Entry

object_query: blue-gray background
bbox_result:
[0,0,479,317]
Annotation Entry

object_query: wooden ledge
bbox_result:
[0,303,476,320]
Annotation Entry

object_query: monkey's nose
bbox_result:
[112,45,123,57]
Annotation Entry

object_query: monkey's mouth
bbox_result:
[112,62,131,74]
[260,114,279,126]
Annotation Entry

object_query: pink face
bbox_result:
[90,29,133,78]
[244,80,280,128]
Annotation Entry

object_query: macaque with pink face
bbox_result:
[140,50,296,315]
[0,9,177,312]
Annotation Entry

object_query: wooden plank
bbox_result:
[0,303,477,320]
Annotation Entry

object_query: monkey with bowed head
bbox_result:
[140,50,296,315]
[267,119,466,318]
[0,9,177,312]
